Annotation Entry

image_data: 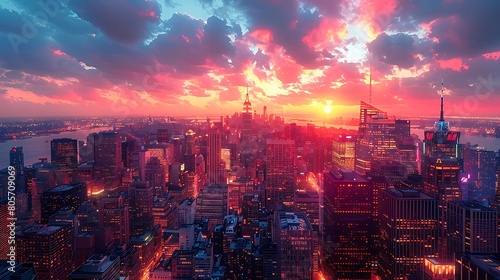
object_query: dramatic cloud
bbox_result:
[0,0,499,117]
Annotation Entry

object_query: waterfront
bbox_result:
[0,127,112,168]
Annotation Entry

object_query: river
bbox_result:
[0,127,113,168]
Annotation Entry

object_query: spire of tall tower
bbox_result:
[439,77,444,122]
[369,61,372,105]
[245,82,250,103]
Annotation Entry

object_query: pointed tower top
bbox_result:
[439,77,445,122]
[245,82,250,103]
[369,62,372,105]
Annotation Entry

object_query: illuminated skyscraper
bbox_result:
[447,202,497,257]
[207,128,224,185]
[422,81,460,183]
[93,132,123,190]
[355,102,398,175]
[17,225,73,280]
[332,134,356,170]
[9,146,24,172]
[40,181,87,224]
[379,188,438,279]
[51,138,78,168]
[423,157,461,260]
[265,139,296,208]
[463,147,497,204]
[98,195,130,246]
[275,211,314,280]
[323,169,374,279]
[241,87,253,143]
[128,181,154,236]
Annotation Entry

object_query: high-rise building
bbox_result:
[0,199,9,258]
[178,198,196,227]
[17,225,73,280]
[128,181,154,236]
[157,128,170,143]
[378,188,438,279]
[51,138,78,168]
[40,181,87,224]
[69,254,120,280]
[98,195,130,246]
[422,83,460,184]
[93,132,123,190]
[241,87,253,143]
[355,102,398,175]
[184,129,197,172]
[463,147,497,204]
[395,119,411,145]
[207,128,224,185]
[397,136,419,175]
[447,201,497,258]
[455,253,500,280]
[371,160,406,187]
[171,250,196,279]
[332,134,356,170]
[265,139,296,208]
[323,169,374,279]
[9,146,24,172]
[275,211,314,280]
[423,157,461,260]
[195,184,228,232]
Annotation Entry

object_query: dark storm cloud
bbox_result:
[67,0,162,43]
[391,0,500,58]
[199,0,343,67]
[150,14,240,75]
[368,33,416,68]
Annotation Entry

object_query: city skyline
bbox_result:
[1,0,500,118]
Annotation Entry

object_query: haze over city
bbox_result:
[1,0,500,118]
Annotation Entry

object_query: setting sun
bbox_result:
[324,106,332,114]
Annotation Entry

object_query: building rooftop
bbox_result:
[326,169,368,183]
[465,253,500,276]
[46,182,82,192]
[73,254,118,274]
[384,188,434,200]
[26,225,64,236]
[452,201,495,212]
[277,212,312,231]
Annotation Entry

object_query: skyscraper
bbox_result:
[265,139,296,208]
[51,138,78,168]
[379,188,438,279]
[9,146,24,171]
[98,195,130,246]
[241,87,253,143]
[207,128,224,185]
[40,181,87,224]
[422,81,460,184]
[323,168,374,279]
[93,132,123,190]
[17,225,73,280]
[128,181,154,236]
[423,157,461,259]
[275,211,314,280]
[447,201,497,257]
[463,147,497,204]
[355,102,398,175]
[332,134,356,170]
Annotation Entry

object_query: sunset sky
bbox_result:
[1,0,500,119]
